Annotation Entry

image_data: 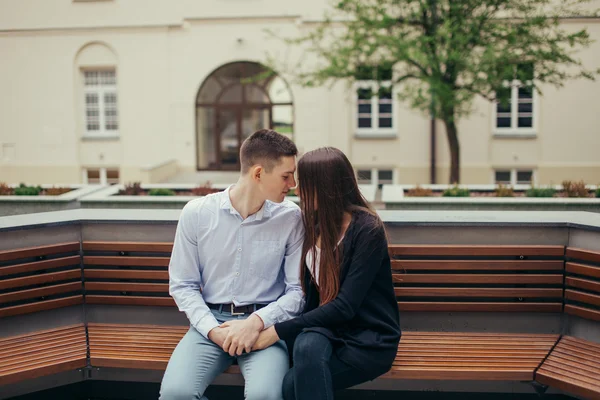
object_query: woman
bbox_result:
[252,147,401,399]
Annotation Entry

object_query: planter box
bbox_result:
[0,185,107,216]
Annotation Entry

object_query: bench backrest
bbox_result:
[390,245,565,313]
[564,247,600,322]
[0,243,83,318]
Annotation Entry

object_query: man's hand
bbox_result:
[208,326,230,348]
[252,326,279,351]
[220,314,264,356]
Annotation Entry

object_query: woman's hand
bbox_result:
[252,326,280,351]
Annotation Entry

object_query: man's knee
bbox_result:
[159,385,201,400]
[246,383,283,400]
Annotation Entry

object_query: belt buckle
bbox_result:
[230,303,245,316]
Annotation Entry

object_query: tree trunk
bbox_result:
[442,116,460,184]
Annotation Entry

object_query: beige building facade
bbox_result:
[0,0,599,186]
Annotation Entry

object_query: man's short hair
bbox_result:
[240,129,297,174]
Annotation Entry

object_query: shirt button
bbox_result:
[237,248,242,252]
[235,272,240,276]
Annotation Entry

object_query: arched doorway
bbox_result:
[195,62,294,171]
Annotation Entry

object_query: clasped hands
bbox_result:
[208,314,279,356]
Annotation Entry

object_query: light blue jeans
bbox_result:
[159,309,289,400]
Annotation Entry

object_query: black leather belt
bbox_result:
[207,303,267,315]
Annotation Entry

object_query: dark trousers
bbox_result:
[283,331,373,400]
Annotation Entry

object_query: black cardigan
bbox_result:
[274,211,401,377]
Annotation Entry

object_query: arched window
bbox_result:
[196,62,293,170]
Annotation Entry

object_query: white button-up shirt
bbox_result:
[168,186,305,338]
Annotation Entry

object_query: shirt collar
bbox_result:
[220,185,272,220]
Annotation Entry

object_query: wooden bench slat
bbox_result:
[0,357,87,386]
[385,367,533,381]
[0,269,81,291]
[400,338,557,345]
[89,330,184,339]
[565,289,600,307]
[394,274,563,284]
[399,302,562,312]
[391,260,564,271]
[550,351,600,373]
[566,248,600,264]
[0,282,81,304]
[564,304,600,322]
[85,282,168,293]
[538,362,600,390]
[90,338,180,345]
[396,350,549,358]
[545,354,600,376]
[552,344,600,362]
[88,322,187,330]
[84,269,169,280]
[83,242,173,253]
[396,288,562,298]
[536,371,600,400]
[402,331,558,338]
[562,336,600,350]
[1,337,86,359]
[1,331,86,353]
[85,295,174,307]
[0,256,81,277]
[394,360,541,367]
[90,357,169,370]
[0,243,80,263]
[566,262,600,279]
[0,343,87,370]
[389,245,565,257]
[0,324,84,344]
[565,277,600,294]
[0,295,84,318]
[1,343,86,371]
[84,256,169,267]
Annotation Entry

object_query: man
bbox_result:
[160,129,304,400]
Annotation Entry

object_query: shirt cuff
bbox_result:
[195,314,220,339]
[253,307,274,329]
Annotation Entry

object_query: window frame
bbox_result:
[354,80,396,138]
[82,69,119,139]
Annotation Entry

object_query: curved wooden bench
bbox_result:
[0,324,87,385]
[385,331,558,381]
[536,336,600,399]
[0,242,83,318]
[391,245,565,313]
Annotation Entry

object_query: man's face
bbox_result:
[259,156,297,203]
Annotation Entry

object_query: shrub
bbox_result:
[191,182,221,196]
[13,183,42,196]
[405,186,434,197]
[562,180,589,198]
[148,188,176,196]
[596,187,600,198]
[442,185,470,197]
[120,182,144,195]
[495,185,514,197]
[526,187,556,198]
[0,183,12,195]
[44,187,72,196]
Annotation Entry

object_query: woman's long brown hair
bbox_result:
[297,147,379,305]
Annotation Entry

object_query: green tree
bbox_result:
[280,0,600,183]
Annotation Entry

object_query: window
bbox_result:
[83,70,119,137]
[494,64,536,135]
[355,65,395,137]
[494,169,534,186]
[356,168,395,186]
[84,168,119,184]
[357,169,372,184]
